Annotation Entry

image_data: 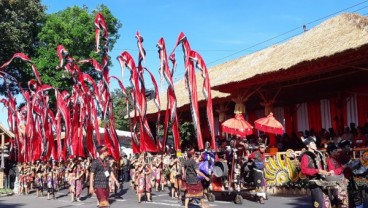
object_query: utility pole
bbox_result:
[0,133,4,189]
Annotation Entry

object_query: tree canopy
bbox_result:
[111,88,133,131]
[0,0,46,94]
[34,4,122,90]
[0,3,121,94]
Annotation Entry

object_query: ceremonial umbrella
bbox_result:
[254,112,284,147]
[221,114,253,137]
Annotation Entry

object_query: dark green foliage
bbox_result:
[34,4,122,91]
[111,87,133,130]
[0,0,46,94]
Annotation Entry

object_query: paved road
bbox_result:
[0,183,331,208]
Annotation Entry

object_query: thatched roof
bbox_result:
[134,77,230,116]
[0,123,14,138]
[210,13,368,89]
[136,13,368,117]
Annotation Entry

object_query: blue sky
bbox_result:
[1,0,368,129]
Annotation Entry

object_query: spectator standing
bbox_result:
[353,127,367,148]
[121,155,130,183]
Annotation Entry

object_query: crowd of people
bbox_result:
[300,135,366,208]
[7,138,270,208]
[4,123,368,208]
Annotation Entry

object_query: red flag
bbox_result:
[189,50,216,150]
[118,51,157,152]
[171,33,204,150]
[0,53,42,84]
[157,38,180,151]
[94,13,108,53]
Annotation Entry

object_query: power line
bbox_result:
[206,0,368,66]
[110,48,238,53]
[119,1,368,91]
[163,1,368,86]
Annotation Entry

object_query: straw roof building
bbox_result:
[210,13,368,91]
[144,13,368,117]
[0,124,14,139]
[135,75,231,119]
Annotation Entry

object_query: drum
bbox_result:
[309,179,339,188]
[346,159,361,170]
[210,178,222,191]
[324,175,344,183]
[309,175,344,189]
[213,161,228,178]
[346,159,367,175]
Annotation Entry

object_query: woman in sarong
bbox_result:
[23,164,32,195]
[68,159,84,202]
[34,161,44,197]
[46,164,59,200]
[108,158,118,193]
[150,158,157,189]
[18,163,24,195]
[136,163,152,203]
[169,157,180,198]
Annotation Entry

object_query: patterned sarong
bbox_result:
[95,187,110,208]
[186,182,203,198]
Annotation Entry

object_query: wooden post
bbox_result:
[1,133,4,168]
[0,133,4,189]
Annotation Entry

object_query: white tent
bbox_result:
[99,127,132,154]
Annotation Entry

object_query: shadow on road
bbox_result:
[0,200,26,208]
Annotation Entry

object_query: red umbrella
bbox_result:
[221,114,253,137]
[254,112,284,147]
[254,112,284,135]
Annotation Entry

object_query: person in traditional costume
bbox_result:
[129,158,137,190]
[46,161,59,200]
[247,143,267,204]
[154,155,163,192]
[182,149,209,208]
[89,145,120,208]
[18,163,25,195]
[34,161,44,197]
[30,162,35,191]
[300,136,332,208]
[162,153,171,191]
[84,157,92,188]
[169,156,180,198]
[108,157,118,193]
[326,142,349,207]
[136,161,152,203]
[338,140,363,208]
[120,154,130,183]
[69,158,85,202]
[68,158,77,201]
[23,163,32,195]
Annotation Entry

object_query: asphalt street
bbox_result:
[0,183,330,208]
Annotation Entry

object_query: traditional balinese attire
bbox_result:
[137,166,152,194]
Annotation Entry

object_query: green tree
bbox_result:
[179,122,195,150]
[0,0,46,94]
[111,87,133,130]
[34,4,122,90]
[157,121,196,151]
